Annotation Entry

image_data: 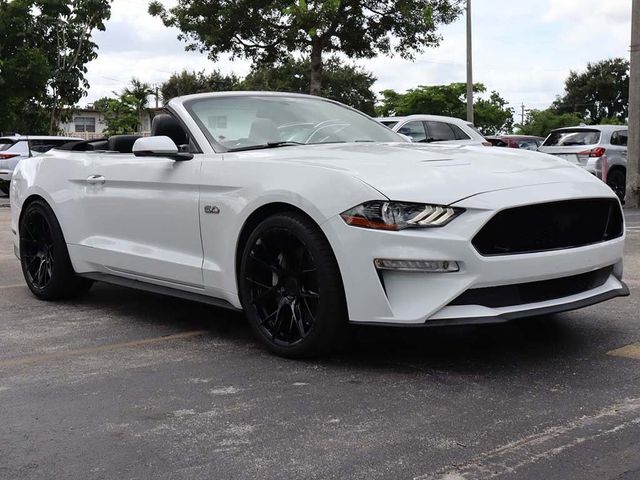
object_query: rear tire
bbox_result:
[20,200,93,300]
[238,212,348,358]
[606,169,626,202]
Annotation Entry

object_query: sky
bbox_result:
[84,0,632,119]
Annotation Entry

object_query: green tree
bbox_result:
[101,97,139,136]
[474,91,514,135]
[377,83,514,135]
[516,109,584,137]
[149,0,462,95]
[0,0,112,134]
[553,58,629,124]
[99,79,153,135]
[241,57,377,115]
[161,70,241,100]
[0,1,52,133]
[123,78,153,132]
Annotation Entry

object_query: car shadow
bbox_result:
[72,281,620,377]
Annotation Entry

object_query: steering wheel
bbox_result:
[304,119,351,144]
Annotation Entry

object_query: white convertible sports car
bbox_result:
[10,92,628,357]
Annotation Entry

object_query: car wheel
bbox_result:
[239,212,348,358]
[606,169,626,202]
[20,200,93,300]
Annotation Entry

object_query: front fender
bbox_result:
[198,156,387,306]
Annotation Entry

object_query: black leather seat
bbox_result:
[107,135,141,153]
[151,114,188,147]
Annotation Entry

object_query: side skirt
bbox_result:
[80,272,242,312]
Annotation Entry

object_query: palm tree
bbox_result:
[124,78,153,132]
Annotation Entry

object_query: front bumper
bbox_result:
[322,182,627,326]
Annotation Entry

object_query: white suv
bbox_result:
[538,126,628,201]
[0,135,80,195]
[377,115,490,146]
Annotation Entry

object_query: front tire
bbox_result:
[20,200,92,300]
[239,212,347,358]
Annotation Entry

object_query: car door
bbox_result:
[609,130,628,167]
[81,149,205,288]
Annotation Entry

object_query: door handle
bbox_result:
[86,174,105,185]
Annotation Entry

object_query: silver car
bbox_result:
[0,135,81,195]
[377,115,490,147]
[538,126,628,201]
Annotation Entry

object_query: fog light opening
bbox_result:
[373,259,460,273]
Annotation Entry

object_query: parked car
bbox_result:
[378,115,491,146]
[0,135,81,194]
[486,135,545,150]
[538,126,628,200]
[11,92,627,357]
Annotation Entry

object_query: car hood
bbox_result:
[234,142,595,205]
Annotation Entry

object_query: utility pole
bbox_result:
[628,0,640,208]
[153,85,160,109]
[466,0,474,124]
[521,103,526,125]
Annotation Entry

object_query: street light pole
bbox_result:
[628,0,640,208]
[466,0,474,124]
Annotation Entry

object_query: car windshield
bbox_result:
[543,129,601,147]
[380,120,399,128]
[186,95,402,151]
[0,139,15,151]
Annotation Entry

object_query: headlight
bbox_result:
[340,201,463,230]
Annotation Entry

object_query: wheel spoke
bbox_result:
[245,277,272,289]
[244,224,320,346]
[300,290,320,300]
[248,253,280,274]
[250,285,278,305]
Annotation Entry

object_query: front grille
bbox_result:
[472,198,623,256]
[449,266,612,308]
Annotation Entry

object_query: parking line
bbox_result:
[0,330,208,368]
[607,343,640,360]
[0,283,25,290]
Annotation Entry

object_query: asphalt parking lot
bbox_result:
[1,193,639,480]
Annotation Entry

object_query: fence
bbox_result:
[62,131,151,140]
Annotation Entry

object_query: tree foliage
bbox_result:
[242,57,377,115]
[160,70,241,101]
[377,83,514,135]
[124,78,154,132]
[0,0,111,134]
[97,78,153,136]
[161,58,378,115]
[149,0,462,95]
[553,58,629,124]
[516,109,584,138]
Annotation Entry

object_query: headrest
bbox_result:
[107,135,141,153]
[151,114,188,147]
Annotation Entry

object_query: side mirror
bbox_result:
[397,133,413,143]
[132,136,193,161]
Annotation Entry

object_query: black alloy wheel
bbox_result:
[239,212,347,357]
[21,207,56,290]
[606,169,626,202]
[20,200,92,299]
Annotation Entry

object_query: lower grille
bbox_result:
[472,198,623,256]
[449,266,612,308]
